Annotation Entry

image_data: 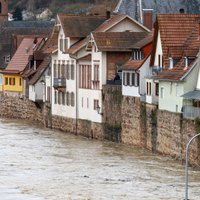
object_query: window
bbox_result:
[58,91,62,105]
[126,72,130,85]
[62,92,65,105]
[8,78,15,85]
[87,98,89,108]
[155,83,159,96]
[133,49,143,60]
[61,63,65,78]
[47,87,51,102]
[66,63,70,80]
[82,97,84,108]
[0,3,2,14]
[71,92,75,107]
[79,64,92,89]
[54,91,57,104]
[64,38,68,52]
[123,72,139,87]
[94,99,99,110]
[71,64,74,80]
[134,73,139,87]
[58,62,61,78]
[60,38,63,52]
[19,78,22,86]
[123,72,126,85]
[66,92,70,106]
[93,64,99,89]
[5,77,8,85]
[53,62,57,78]
[146,82,151,96]
[4,55,10,63]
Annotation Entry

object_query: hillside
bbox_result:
[8,0,118,16]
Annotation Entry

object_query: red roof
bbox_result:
[152,14,200,80]
[4,37,43,73]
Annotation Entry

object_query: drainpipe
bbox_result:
[70,54,78,135]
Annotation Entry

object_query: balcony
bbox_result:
[53,78,66,88]
[182,106,200,119]
[106,80,122,85]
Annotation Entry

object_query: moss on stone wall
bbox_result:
[103,122,121,143]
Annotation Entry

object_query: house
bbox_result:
[28,30,58,104]
[148,14,200,113]
[68,14,150,123]
[121,32,153,99]
[0,36,44,96]
[51,14,106,120]
[0,20,53,70]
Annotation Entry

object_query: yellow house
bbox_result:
[1,73,23,93]
[1,37,43,95]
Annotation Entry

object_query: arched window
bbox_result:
[0,2,2,14]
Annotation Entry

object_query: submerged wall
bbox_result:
[0,92,199,166]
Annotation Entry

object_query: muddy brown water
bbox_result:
[0,119,199,200]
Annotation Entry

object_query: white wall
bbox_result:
[154,30,163,67]
[78,89,102,123]
[159,81,184,113]
[108,18,147,32]
[122,56,151,97]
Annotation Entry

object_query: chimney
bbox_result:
[143,9,153,30]
[106,10,111,19]
[179,8,185,13]
[184,56,188,69]
[169,56,173,69]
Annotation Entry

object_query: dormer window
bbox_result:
[133,49,143,60]
[4,55,10,63]
[59,36,68,53]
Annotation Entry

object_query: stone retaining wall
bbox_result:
[0,92,199,166]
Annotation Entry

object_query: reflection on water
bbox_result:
[0,118,199,200]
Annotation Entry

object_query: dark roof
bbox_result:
[0,21,53,69]
[29,56,51,85]
[58,14,106,38]
[115,0,200,21]
[92,31,149,51]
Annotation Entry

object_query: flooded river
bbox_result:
[0,119,199,200]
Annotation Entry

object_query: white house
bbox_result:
[121,33,153,100]
[148,14,200,113]
[69,14,150,123]
[51,14,106,120]
[29,56,51,103]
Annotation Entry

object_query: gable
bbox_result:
[108,18,148,32]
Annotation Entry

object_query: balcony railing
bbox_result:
[106,80,122,85]
[53,78,66,88]
[182,105,200,119]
